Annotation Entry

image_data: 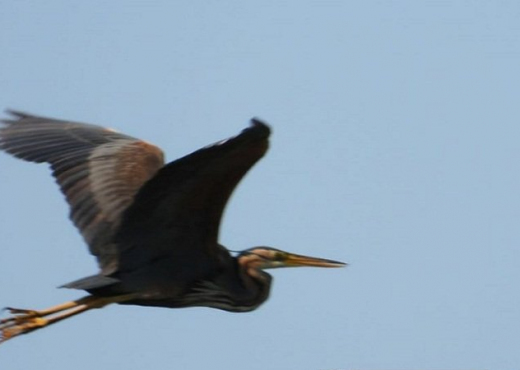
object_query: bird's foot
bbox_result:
[0,295,134,344]
[1,307,40,321]
[1,308,49,343]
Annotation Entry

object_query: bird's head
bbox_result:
[236,246,346,271]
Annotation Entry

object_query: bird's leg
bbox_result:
[1,300,84,325]
[0,300,91,343]
[0,294,135,344]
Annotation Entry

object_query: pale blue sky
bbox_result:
[1,1,519,369]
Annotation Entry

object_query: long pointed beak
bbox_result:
[283,252,347,268]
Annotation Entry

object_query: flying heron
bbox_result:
[0,111,345,343]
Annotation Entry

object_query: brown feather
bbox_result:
[0,111,165,273]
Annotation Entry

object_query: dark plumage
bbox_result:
[0,111,345,343]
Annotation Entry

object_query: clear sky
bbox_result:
[1,1,519,369]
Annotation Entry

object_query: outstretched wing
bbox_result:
[0,111,165,273]
[116,119,270,273]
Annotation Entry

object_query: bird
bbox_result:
[0,110,345,343]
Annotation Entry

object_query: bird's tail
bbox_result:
[60,274,119,290]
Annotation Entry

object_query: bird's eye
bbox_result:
[274,252,285,261]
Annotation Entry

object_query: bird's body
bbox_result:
[0,111,345,343]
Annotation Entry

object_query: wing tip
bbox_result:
[249,117,271,138]
[1,109,36,125]
[4,108,27,116]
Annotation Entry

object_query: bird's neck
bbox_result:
[207,258,271,312]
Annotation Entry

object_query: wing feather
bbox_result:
[116,119,270,273]
[0,111,165,273]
